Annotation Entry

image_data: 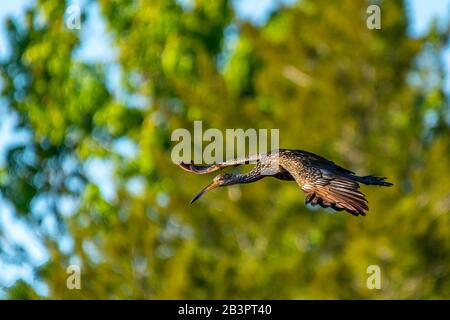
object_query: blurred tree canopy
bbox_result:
[0,0,449,299]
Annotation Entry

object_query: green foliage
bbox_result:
[0,0,449,299]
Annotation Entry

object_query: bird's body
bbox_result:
[179,149,393,216]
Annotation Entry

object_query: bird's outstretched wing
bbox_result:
[178,154,262,174]
[178,161,227,174]
[279,154,368,216]
[292,150,355,175]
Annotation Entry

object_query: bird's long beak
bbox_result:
[190,180,220,204]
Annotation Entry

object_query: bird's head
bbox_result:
[212,172,234,185]
[190,173,235,204]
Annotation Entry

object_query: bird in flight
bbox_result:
[179,149,393,216]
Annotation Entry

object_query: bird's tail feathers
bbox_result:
[353,175,393,187]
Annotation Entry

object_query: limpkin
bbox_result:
[179,149,393,216]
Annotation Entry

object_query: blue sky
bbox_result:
[0,0,449,296]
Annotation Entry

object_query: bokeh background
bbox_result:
[0,0,449,299]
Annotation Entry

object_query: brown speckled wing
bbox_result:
[178,161,224,174]
[280,155,368,216]
[178,154,262,175]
